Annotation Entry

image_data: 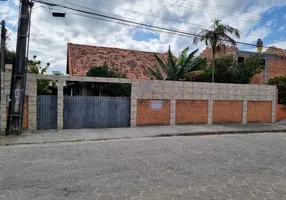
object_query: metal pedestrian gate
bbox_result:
[63,96,130,129]
[37,95,58,130]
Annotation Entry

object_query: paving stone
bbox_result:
[0,133,286,199]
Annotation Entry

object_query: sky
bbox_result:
[0,0,286,74]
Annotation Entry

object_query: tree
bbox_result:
[148,46,207,81]
[193,19,240,82]
[5,49,16,64]
[193,55,263,84]
[28,55,55,95]
[269,76,286,104]
[86,64,131,97]
[28,55,50,74]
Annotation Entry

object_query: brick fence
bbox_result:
[277,104,286,121]
[0,73,278,133]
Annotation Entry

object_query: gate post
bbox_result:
[271,89,278,123]
[170,100,176,125]
[207,99,213,125]
[130,98,137,127]
[0,73,10,133]
[27,74,37,131]
[56,82,64,129]
[242,101,247,124]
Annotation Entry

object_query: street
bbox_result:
[1,133,286,200]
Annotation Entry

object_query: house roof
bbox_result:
[67,43,168,79]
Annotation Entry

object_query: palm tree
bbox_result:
[148,46,206,81]
[193,19,240,82]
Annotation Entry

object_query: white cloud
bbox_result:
[245,26,271,43]
[269,41,286,49]
[1,0,285,74]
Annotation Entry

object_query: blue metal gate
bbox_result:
[63,96,130,129]
[37,95,57,130]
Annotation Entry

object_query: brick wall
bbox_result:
[251,58,286,84]
[137,99,170,126]
[247,101,271,122]
[277,104,286,121]
[176,100,208,124]
[200,45,238,60]
[6,96,29,129]
[213,101,243,123]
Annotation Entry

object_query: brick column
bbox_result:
[170,100,176,125]
[27,80,37,131]
[130,98,137,127]
[242,100,247,124]
[57,82,64,129]
[0,73,10,133]
[130,80,142,127]
[207,100,213,125]
[271,89,278,123]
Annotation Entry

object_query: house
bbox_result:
[199,45,286,84]
[67,43,168,79]
[66,43,168,96]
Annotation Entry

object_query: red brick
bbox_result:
[176,100,208,124]
[277,104,286,121]
[137,99,170,126]
[247,101,271,123]
[213,101,243,123]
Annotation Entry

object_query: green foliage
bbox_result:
[269,76,286,104]
[148,46,207,81]
[194,55,264,84]
[86,64,131,97]
[28,55,50,74]
[28,55,56,95]
[193,19,240,56]
[5,49,16,64]
[193,19,240,82]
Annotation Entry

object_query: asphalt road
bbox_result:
[1,133,286,200]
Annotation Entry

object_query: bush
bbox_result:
[269,76,286,104]
[86,64,131,97]
[193,55,264,84]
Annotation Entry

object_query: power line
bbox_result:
[64,0,281,29]
[179,0,279,23]
[49,0,284,42]
[4,0,13,20]
[57,0,210,29]
[33,0,275,49]
[72,0,279,25]
[161,0,281,26]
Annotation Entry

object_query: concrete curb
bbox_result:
[1,129,286,146]
[152,129,286,138]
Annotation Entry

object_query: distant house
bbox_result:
[66,43,168,79]
[200,45,286,84]
[66,43,168,96]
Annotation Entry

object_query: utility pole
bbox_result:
[211,20,216,83]
[0,20,5,72]
[6,0,33,135]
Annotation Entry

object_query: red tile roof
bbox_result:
[67,43,168,79]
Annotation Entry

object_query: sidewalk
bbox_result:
[0,123,286,146]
